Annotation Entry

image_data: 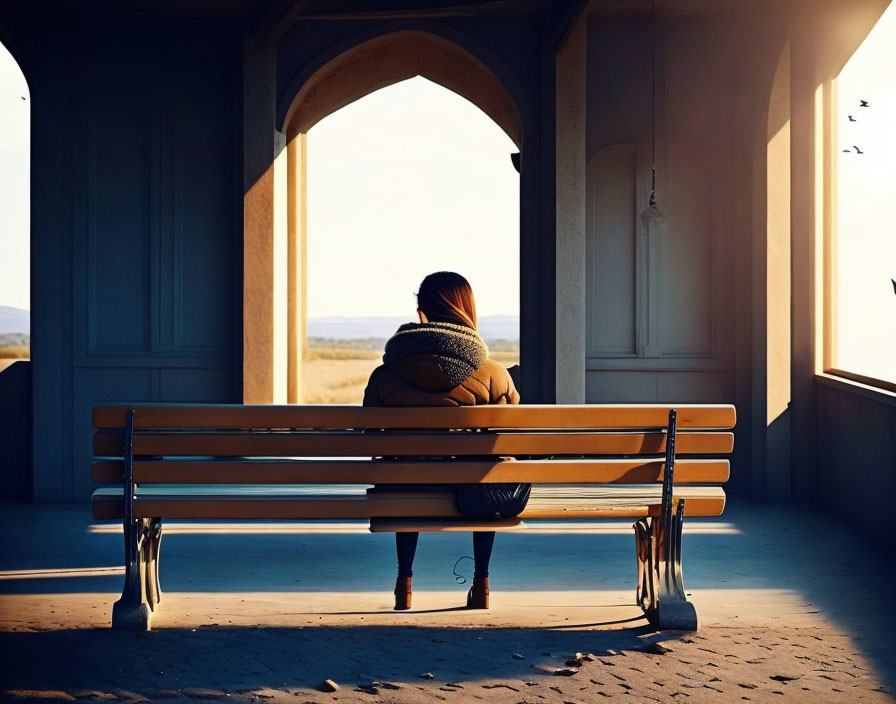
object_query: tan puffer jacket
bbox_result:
[362,321,520,407]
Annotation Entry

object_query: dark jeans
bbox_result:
[396,531,495,579]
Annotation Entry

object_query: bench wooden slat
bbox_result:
[92,485,725,520]
[519,500,725,518]
[92,489,456,520]
[521,484,726,518]
[367,485,726,517]
[93,404,736,430]
[369,518,526,532]
[92,430,734,457]
[91,458,730,484]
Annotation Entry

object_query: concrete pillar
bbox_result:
[31,52,72,501]
[243,40,288,404]
[554,14,587,403]
[751,35,792,501]
[789,14,821,502]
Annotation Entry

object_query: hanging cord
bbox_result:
[452,555,473,585]
[650,0,656,207]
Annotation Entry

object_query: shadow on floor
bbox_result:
[3,498,896,695]
[0,624,664,694]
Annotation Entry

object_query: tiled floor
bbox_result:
[1,498,894,702]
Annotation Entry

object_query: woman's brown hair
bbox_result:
[416,272,478,330]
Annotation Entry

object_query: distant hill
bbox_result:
[0,308,518,346]
[307,315,519,341]
[0,306,29,335]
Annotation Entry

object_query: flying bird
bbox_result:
[853,145,864,154]
[860,100,870,107]
[848,115,856,121]
[20,96,25,100]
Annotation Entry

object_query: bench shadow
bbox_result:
[550,615,647,628]
[0,625,674,695]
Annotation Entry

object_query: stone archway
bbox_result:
[243,29,524,403]
[282,30,522,146]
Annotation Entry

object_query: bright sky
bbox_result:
[835,0,896,383]
[306,76,520,318]
[0,42,29,312]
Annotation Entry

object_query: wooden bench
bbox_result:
[91,403,735,631]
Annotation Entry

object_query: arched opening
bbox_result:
[301,76,519,403]
[282,30,522,148]
[0,37,31,501]
[0,40,29,369]
[256,29,525,404]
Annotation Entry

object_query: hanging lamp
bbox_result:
[641,0,664,224]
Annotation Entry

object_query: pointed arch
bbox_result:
[281,29,522,147]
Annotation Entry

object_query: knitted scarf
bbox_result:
[383,322,489,388]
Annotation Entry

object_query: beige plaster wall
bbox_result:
[584,6,797,494]
[584,14,739,400]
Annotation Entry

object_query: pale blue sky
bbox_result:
[307,76,519,318]
[0,41,29,312]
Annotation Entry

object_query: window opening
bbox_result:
[830,1,896,387]
[0,41,29,369]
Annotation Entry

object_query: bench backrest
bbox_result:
[92,404,735,486]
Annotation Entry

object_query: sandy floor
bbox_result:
[1,499,894,703]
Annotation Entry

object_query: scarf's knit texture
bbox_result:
[383,322,489,389]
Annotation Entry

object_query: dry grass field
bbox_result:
[0,346,29,359]
[301,347,520,404]
[0,346,29,373]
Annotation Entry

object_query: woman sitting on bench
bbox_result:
[363,271,520,610]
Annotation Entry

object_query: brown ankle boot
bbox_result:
[466,576,489,609]
[394,576,412,610]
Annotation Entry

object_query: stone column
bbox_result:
[752,34,792,500]
[554,15,587,403]
[243,39,288,403]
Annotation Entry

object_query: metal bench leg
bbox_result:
[655,498,697,630]
[632,409,698,631]
[112,409,153,630]
[144,518,163,610]
[633,500,696,630]
[113,520,151,630]
[635,516,655,615]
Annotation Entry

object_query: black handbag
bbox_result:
[455,482,532,519]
